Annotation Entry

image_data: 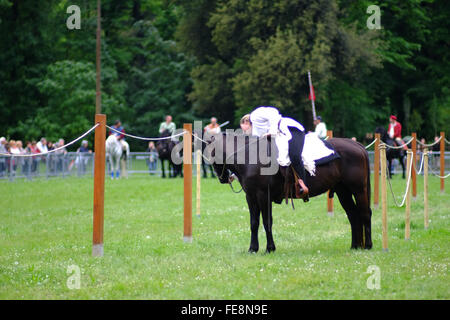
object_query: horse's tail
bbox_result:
[366,149,371,208]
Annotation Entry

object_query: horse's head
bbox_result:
[207,132,257,184]
[375,126,388,142]
[156,130,172,154]
[206,133,233,184]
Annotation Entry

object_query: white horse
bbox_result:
[106,134,122,179]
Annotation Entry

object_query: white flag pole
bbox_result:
[308,71,317,121]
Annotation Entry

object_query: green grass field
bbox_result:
[0,174,448,299]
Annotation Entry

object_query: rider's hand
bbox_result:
[229,173,237,183]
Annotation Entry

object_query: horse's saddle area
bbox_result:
[301,133,340,176]
[282,134,340,207]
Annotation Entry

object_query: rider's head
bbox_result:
[211,117,217,125]
[114,120,121,127]
[389,115,397,124]
[165,115,172,123]
[314,116,322,126]
[240,114,251,134]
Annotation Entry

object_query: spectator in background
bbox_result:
[29,140,40,175]
[36,137,48,154]
[78,140,91,153]
[47,140,55,174]
[202,117,221,178]
[146,141,158,175]
[55,138,67,174]
[314,116,327,140]
[8,140,20,176]
[74,140,92,175]
[159,115,176,135]
[418,138,426,153]
[431,136,441,167]
[16,141,25,173]
[204,117,221,134]
[0,137,7,177]
[22,141,32,177]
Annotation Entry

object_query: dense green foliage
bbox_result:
[0,0,449,149]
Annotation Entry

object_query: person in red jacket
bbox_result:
[388,115,407,150]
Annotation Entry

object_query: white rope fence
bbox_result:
[0,123,99,158]
[383,137,414,150]
[365,138,377,149]
[414,151,426,175]
[385,149,414,208]
[445,137,450,145]
[428,161,450,179]
[416,136,442,147]
[107,125,187,141]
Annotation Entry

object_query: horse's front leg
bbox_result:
[246,194,260,253]
[259,191,276,253]
[388,158,393,179]
[161,159,166,178]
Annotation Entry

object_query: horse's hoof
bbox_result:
[248,247,259,253]
[265,246,276,253]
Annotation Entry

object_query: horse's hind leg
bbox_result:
[354,190,373,249]
[336,185,363,249]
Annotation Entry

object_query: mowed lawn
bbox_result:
[0,173,448,299]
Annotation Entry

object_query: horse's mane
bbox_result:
[160,129,172,138]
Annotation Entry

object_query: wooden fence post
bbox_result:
[405,150,412,240]
[424,148,429,230]
[380,144,388,252]
[93,114,106,257]
[183,124,193,242]
[411,132,417,199]
[327,130,334,216]
[196,149,201,217]
[440,132,445,193]
[374,133,380,209]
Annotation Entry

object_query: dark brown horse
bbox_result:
[375,126,406,178]
[156,130,183,178]
[207,133,372,253]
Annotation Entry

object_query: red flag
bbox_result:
[309,84,316,101]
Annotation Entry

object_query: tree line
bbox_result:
[0,0,448,150]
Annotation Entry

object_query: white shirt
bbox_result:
[250,107,304,137]
[314,122,327,140]
[204,124,221,135]
[9,147,20,155]
[388,124,395,139]
[36,141,48,153]
[250,107,282,137]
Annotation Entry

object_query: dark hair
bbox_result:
[114,120,121,125]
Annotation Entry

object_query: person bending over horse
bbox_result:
[239,106,309,200]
